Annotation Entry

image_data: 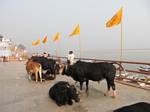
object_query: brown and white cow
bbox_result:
[26,59,42,82]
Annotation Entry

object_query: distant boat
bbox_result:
[138,65,150,72]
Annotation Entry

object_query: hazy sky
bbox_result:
[0,0,150,56]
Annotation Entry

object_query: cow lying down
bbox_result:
[49,81,80,106]
[114,102,150,112]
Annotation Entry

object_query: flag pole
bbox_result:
[56,42,60,57]
[58,40,61,57]
[56,45,58,57]
[120,7,123,61]
[120,19,123,61]
[78,34,82,58]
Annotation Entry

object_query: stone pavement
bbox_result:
[0,61,150,112]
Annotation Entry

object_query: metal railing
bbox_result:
[51,55,150,91]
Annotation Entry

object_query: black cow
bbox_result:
[114,102,150,112]
[62,61,116,98]
[49,81,80,106]
[31,56,60,79]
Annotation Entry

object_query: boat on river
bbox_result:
[138,65,150,72]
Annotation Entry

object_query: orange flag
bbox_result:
[106,8,122,27]
[42,36,48,44]
[69,24,80,36]
[32,41,35,46]
[53,32,60,42]
[34,39,40,46]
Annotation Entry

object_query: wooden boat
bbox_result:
[138,65,150,72]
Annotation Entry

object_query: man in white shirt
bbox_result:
[67,51,75,65]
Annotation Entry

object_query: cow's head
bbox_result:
[61,64,72,76]
[68,85,80,103]
[54,59,64,74]
[26,58,33,65]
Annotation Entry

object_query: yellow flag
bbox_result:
[106,8,122,27]
[69,24,80,36]
[53,32,60,42]
[42,36,48,44]
[32,41,35,46]
[34,39,40,46]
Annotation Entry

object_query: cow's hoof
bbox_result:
[111,95,116,99]
[56,102,62,106]
[68,100,73,105]
[40,79,42,83]
[104,91,110,96]
[42,79,46,81]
